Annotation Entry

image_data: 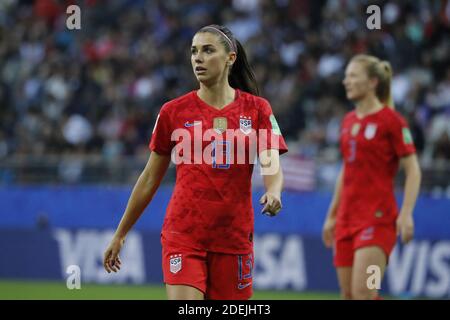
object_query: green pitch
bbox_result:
[0,280,340,300]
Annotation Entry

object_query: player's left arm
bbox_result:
[259,149,284,216]
[397,153,422,244]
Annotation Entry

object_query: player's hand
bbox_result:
[103,236,124,273]
[260,192,282,217]
[322,216,336,248]
[396,213,414,244]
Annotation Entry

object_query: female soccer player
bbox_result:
[103,24,288,300]
[322,54,421,300]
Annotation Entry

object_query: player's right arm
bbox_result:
[322,166,344,248]
[104,151,171,273]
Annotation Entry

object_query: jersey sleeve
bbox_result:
[149,104,174,155]
[389,113,416,157]
[257,98,288,155]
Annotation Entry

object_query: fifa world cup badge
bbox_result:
[402,128,413,144]
[170,254,182,274]
[213,117,227,134]
[351,123,361,136]
[269,114,282,135]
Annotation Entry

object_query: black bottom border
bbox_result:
[1,300,448,319]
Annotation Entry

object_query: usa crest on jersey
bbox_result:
[239,116,252,134]
[170,254,182,274]
[364,123,377,140]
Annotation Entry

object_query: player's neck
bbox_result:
[197,82,236,110]
[354,95,383,118]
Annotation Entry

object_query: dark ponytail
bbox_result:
[198,25,260,96]
[229,39,260,96]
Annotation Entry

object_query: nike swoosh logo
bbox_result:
[238,282,252,290]
[184,121,201,127]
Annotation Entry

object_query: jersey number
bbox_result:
[348,139,357,162]
[211,140,230,169]
[238,254,253,280]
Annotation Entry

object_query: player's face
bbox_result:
[191,32,234,85]
[343,61,377,102]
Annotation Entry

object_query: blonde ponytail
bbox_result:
[377,60,394,109]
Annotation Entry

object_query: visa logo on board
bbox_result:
[53,229,146,284]
[387,241,450,298]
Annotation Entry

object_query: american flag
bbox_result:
[252,155,316,192]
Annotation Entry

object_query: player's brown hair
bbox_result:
[350,54,394,109]
[197,24,260,96]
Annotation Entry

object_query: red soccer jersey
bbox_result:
[337,106,416,231]
[149,89,288,254]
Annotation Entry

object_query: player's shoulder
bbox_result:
[239,90,270,110]
[160,91,196,113]
[380,106,408,126]
[342,110,357,123]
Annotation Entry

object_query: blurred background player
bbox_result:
[322,54,422,300]
[103,24,288,300]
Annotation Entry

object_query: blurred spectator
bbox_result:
[433,131,450,161]
[0,0,449,188]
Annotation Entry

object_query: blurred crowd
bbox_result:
[0,0,449,184]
